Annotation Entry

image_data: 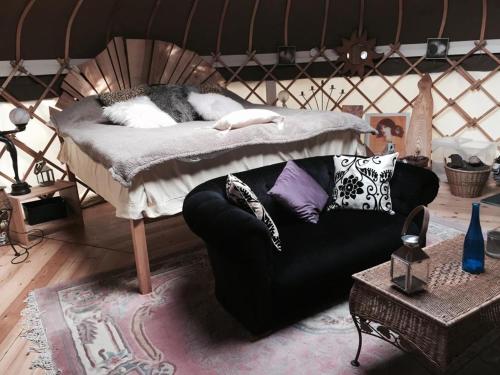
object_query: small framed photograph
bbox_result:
[278,46,296,65]
[426,38,449,59]
[342,105,364,118]
[365,113,410,155]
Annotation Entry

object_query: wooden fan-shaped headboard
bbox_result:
[56,37,225,109]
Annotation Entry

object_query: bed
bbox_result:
[52,37,373,294]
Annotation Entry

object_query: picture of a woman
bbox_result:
[365,113,409,155]
[375,118,405,141]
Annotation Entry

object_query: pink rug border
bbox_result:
[22,249,205,374]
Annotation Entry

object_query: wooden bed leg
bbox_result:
[130,219,152,294]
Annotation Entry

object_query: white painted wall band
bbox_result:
[0,40,498,77]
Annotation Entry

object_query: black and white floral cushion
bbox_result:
[226,174,282,251]
[328,153,398,213]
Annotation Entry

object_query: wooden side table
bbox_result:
[8,180,83,245]
[349,235,500,374]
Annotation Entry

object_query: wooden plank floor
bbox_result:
[0,181,498,374]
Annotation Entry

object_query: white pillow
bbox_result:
[102,96,177,128]
[187,92,244,121]
[213,109,284,131]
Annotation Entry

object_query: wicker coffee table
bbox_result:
[349,235,500,374]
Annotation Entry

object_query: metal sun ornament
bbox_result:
[335,31,383,77]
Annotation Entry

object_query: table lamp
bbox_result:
[0,108,31,195]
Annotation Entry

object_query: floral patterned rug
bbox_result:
[23,217,500,374]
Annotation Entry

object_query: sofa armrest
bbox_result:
[390,162,440,216]
[183,186,277,333]
[183,188,275,261]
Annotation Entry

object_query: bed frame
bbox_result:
[56,37,224,294]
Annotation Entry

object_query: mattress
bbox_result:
[59,131,365,219]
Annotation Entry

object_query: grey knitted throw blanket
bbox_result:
[52,96,375,187]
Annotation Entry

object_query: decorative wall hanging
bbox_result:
[277,46,296,65]
[335,31,383,77]
[426,38,450,59]
[299,81,345,110]
[405,74,433,160]
[365,113,409,155]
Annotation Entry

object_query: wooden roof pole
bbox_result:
[15,0,37,62]
[248,0,260,52]
[284,0,292,46]
[320,0,330,48]
[106,0,121,43]
[146,0,162,40]
[480,0,487,41]
[64,0,85,63]
[394,0,403,45]
[438,0,448,38]
[358,0,365,36]
[215,0,230,54]
[182,0,199,48]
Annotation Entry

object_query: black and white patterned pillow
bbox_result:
[328,153,398,213]
[226,174,282,251]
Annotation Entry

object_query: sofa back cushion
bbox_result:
[229,156,335,224]
[186,155,438,227]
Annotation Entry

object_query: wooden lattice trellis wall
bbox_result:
[0,0,498,203]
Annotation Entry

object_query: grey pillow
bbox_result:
[147,84,201,123]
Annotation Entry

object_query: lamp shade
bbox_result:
[9,108,30,126]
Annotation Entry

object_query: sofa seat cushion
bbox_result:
[272,210,416,298]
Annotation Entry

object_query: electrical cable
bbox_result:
[8,228,44,264]
[2,208,45,264]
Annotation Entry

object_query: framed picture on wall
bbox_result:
[426,38,449,59]
[278,46,296,65]
[365,113,410,155]
[342,105,364,118]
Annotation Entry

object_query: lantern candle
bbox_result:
[390,235,430,294]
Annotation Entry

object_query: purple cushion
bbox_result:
[268,160,328,224]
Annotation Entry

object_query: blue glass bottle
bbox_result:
[462,203,485,274]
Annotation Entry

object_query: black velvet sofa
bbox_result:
[183,155,439,334]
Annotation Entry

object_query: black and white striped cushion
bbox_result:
[226,174,282,251]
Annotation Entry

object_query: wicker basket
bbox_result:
[445,164,490,198]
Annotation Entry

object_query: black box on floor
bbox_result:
[22,197,68,225]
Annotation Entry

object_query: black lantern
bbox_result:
[390,235,430,294]
[34,161,55,186]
